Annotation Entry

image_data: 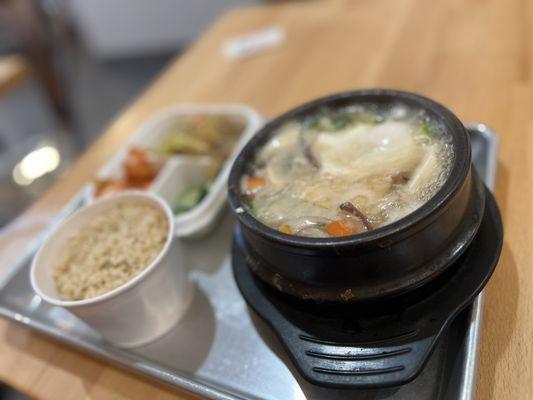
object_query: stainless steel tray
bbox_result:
[0,123,499,400]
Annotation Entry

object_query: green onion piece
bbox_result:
[302,115,319,130]
[248,203,257,216]
[420,124,433,136]
[331,114,351,130]
[373,114,385,124]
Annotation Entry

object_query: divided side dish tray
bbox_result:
[0,123,498,400]
[83,104,263,238]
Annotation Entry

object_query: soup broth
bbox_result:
[241,104,453,238]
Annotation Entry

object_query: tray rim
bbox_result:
[0,122,499,400]
[457,122,499,400]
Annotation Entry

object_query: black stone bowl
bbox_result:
[228,89,486,302]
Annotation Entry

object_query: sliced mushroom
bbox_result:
[339,202,372,230]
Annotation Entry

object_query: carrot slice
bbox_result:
[325,220,354,237]
[129,147,146,157]
[280,225,292,235]
[247,177,266,190]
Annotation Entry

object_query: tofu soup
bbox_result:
[241,104,453,238]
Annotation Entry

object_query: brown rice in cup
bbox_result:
[52,201,169,301]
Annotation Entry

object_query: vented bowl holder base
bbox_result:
[232,188,503,389]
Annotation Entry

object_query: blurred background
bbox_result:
[1,2,278,397]
[0,0,270,230]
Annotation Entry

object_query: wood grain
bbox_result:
[0,0,528,398]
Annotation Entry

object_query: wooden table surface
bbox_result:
[0,0,528,398]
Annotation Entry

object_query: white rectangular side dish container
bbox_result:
[83,104,263,238]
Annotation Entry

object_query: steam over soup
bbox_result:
[241,104,453,238]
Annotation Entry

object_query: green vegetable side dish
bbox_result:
[160,134,211,155]
[174,185,210,214]
[156,114,246,216]
[157,114,245,161]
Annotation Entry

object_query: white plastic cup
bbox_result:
[30,192,193,348]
